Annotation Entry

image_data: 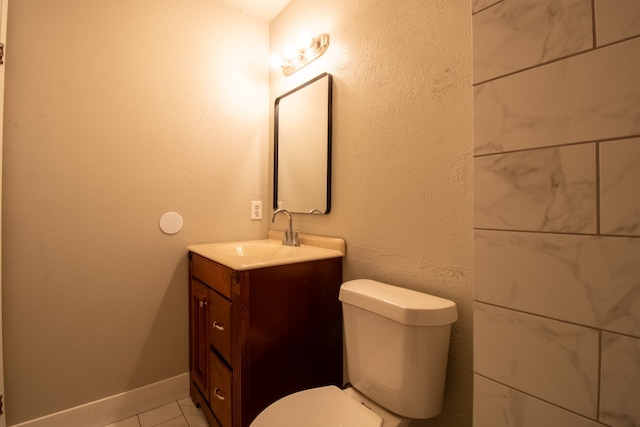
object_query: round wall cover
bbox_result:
[160,212,183,235]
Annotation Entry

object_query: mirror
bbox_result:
[274,73,332,214]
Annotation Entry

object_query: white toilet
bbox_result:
[250,279,458,427]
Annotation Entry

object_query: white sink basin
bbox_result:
[187,232,345,270]
[213,241,294,258]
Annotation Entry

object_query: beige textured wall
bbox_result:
[3,1,268,424]
[270,1,473,426]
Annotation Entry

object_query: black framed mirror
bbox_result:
[274,73,332,214]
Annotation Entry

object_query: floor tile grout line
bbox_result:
[103,398,208,427]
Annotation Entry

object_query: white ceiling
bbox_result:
[222,0,292,22]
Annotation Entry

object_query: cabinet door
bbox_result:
[190,279,209,396]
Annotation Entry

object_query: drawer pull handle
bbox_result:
[213,387,225,401]
[199,300,208,308]
[213,321,224,331]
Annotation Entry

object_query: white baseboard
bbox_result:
[10,373,190,427]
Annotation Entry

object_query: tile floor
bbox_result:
[103,397,209,427]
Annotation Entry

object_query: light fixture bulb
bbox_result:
[298,33,315,49]
[282,45,298,62]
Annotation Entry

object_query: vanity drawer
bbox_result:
[192,253,233,298]
[209,289,232,364]
[210,353,233,427]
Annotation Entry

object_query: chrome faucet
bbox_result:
[271,209,300,247]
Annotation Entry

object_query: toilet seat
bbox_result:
[250,385,383,427]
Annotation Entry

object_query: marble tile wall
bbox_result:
[472,1,640,426]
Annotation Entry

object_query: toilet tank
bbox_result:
[339,279,457,419]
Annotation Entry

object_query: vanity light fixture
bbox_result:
[272,33,330,76]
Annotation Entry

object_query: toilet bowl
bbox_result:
[250,385,410,427]
[249,279,457,427]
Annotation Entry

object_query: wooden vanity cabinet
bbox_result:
[188,252,343,427]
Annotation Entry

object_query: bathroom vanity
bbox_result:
[188,233,345,427]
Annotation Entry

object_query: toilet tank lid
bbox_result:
[339,279,458,326]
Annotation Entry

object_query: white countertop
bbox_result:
[187,231,345,271]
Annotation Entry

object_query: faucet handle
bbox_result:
[282,229,290,244]
[292,230,301,247]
